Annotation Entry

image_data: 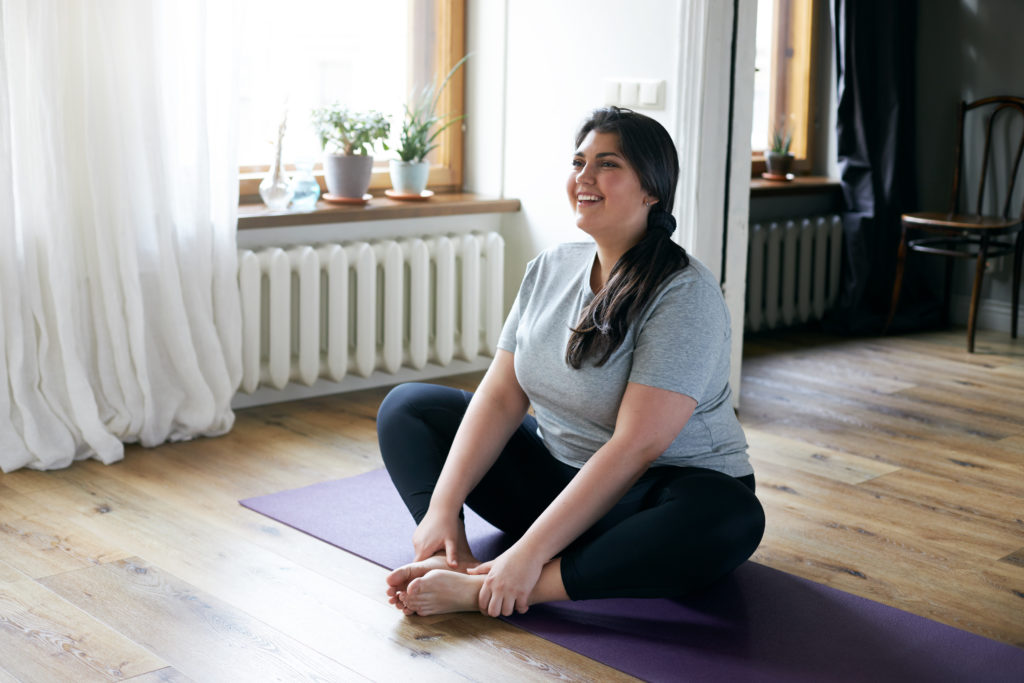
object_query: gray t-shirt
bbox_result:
[497,242,752,478]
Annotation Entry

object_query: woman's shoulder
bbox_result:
[531,241,594,267]
[524,242,594,279]
[645,253,728,321]
[662,253,719,292]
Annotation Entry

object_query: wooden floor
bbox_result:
[0,328,1021,681]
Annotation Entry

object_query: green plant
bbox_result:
[770,125,792,155]
[395,55,469,163]
[311,107,390,156]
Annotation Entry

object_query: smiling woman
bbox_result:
[376,107,763,619]
[237,0,466,199]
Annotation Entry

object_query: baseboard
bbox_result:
[231,357,493,409]
[949,295,1022,333]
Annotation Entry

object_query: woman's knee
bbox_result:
[378,382,427,426]
[379,382,463,431]
[377,383,471,465]
[704,478,765,567]
[656,470,765,555]
[378,383,438,461]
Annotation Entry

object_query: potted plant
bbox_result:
[311,106,390,199]
[389,55,468,197]
[764,125,794,179]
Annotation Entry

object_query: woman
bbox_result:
[377,107,764,618]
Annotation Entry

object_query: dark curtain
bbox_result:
[827,0,939,333]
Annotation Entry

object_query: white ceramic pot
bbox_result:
[388,159,430,195]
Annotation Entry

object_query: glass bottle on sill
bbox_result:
[259,161,294,210]
[290,161,321,210]
[259,114,294,210]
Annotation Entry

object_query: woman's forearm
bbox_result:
[429,392,525,512]
[428,351,529,515]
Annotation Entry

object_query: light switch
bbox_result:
[639,80,665,109]
[619,81,640,107]
[604,80,620,105]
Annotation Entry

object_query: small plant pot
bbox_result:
[765,152,795,177]
[323,153,374,198]
[389,160,430,195]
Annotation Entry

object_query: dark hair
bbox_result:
[565,106,690,369]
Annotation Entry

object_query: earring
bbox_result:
[644,200,651,207]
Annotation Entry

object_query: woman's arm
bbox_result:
[414,349,530,564]
[471,381,697,616]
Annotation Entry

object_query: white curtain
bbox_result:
[0,0,242,472]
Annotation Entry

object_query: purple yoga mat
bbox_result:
[241,468,1024,682]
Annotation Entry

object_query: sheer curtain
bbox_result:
[0,0,242,472]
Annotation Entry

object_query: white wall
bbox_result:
[466,0,685,306]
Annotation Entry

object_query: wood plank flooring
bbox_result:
[0,327,1021,681]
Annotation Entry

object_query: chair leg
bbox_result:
[885,225,909,333]
[967,236,990,353]
[1012,230,1023,339]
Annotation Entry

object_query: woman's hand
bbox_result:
[467,546,544,616]
[412,507,464,566]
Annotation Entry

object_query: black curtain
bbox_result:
[827,0,939,333]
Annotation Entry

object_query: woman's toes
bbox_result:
[397,588,418,614]
[385,565,411,589]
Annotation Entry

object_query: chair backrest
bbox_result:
[949,96,1024,219]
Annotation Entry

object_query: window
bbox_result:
[751,0,819,175]
[238,0,466,200]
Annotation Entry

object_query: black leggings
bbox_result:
[377,382,766,601]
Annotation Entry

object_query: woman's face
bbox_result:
[566,130,655,246]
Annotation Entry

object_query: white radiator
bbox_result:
[745,215,843,332]
[237,232,504,392]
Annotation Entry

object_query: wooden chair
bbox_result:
[886,96,1024,352]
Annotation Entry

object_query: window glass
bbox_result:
[750,0,774,152]
[750,0,814,160]
[238,0,424,168]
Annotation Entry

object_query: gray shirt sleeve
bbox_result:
[497,255,539,354]
[497,295,520,353]
[629,277,730,405]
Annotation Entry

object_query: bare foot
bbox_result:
[385,555,451,613]
[386,553,480,613]
[399,569,486,616]
[385,522,480,612]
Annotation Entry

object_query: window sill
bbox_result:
[237,192,521,230]
[750,175,841,197]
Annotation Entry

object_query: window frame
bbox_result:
[751,0,820,177]
[239,0,467,202]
